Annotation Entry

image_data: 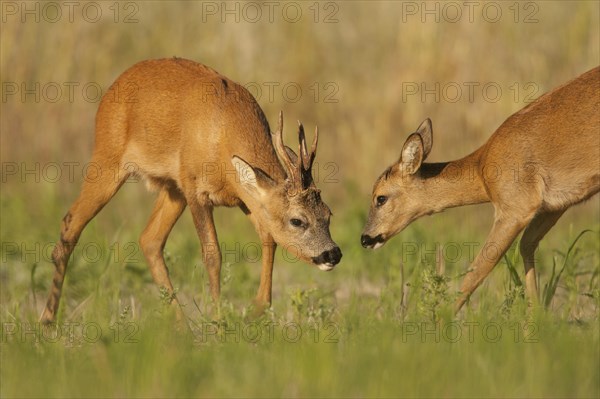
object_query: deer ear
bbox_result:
[231,156,275,198]
[400,133,424,175]
[415,118,433,160]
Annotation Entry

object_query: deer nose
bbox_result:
[361,234,384,248]
[312,246,342,267]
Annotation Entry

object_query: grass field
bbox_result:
[1,1,599,398]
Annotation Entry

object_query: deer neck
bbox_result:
[420,151,489,213]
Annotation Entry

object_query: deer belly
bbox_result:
[541,171,600,211]
[121,142,181,191]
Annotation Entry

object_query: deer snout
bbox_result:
[361,234,385,249]
[312,247,342,271]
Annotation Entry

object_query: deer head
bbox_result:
[361,118,434,249]
[232,111,342,270]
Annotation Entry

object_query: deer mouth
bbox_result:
[360,233,386,249]
[317,263,336,271]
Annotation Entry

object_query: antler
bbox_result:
[272,111,298,185]
[297,121,318,188]
[298,121,318,171]
[272,111,319,190]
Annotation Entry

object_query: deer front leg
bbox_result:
[255,235,276,311]
[246,211,276,313]
[188,202,221,303]
[455,214,531,312]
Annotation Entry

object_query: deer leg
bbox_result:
[252,219,276,311]
[455,214,532,312]
[519,210,565,304]
[240,206,276,314]
[255,235,276,311]
[41,162,128,324]
[140,186,186,317]
[188,202,221,302]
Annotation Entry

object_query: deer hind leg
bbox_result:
[139,185,186,317]
[519,210,565,305]
[187,202,221,303]
[40,161,128,324]
[455,213,532,313]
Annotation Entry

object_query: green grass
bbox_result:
[2,315,598,398]
[1,188,599,398]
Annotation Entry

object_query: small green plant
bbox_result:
[159,286,178,307]
[417,264,452,322]
[289,288,335,324]
[541,230,593,309]
[500,249,526,316]
[118,305,131,323]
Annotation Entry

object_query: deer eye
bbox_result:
[376,195,388,207]
[290,218,304,228]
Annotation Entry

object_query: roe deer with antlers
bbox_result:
[361,66,599,311]
[41,58,341,324]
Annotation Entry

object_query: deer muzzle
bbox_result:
[312,246,342,271]
[360,234,385,249]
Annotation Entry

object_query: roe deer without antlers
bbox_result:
[41,57,341,324]
[361,66,599,312]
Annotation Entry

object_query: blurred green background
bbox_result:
[1,1,599,398]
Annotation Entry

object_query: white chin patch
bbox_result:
[372,242,384,250]
[318,263,335,271]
